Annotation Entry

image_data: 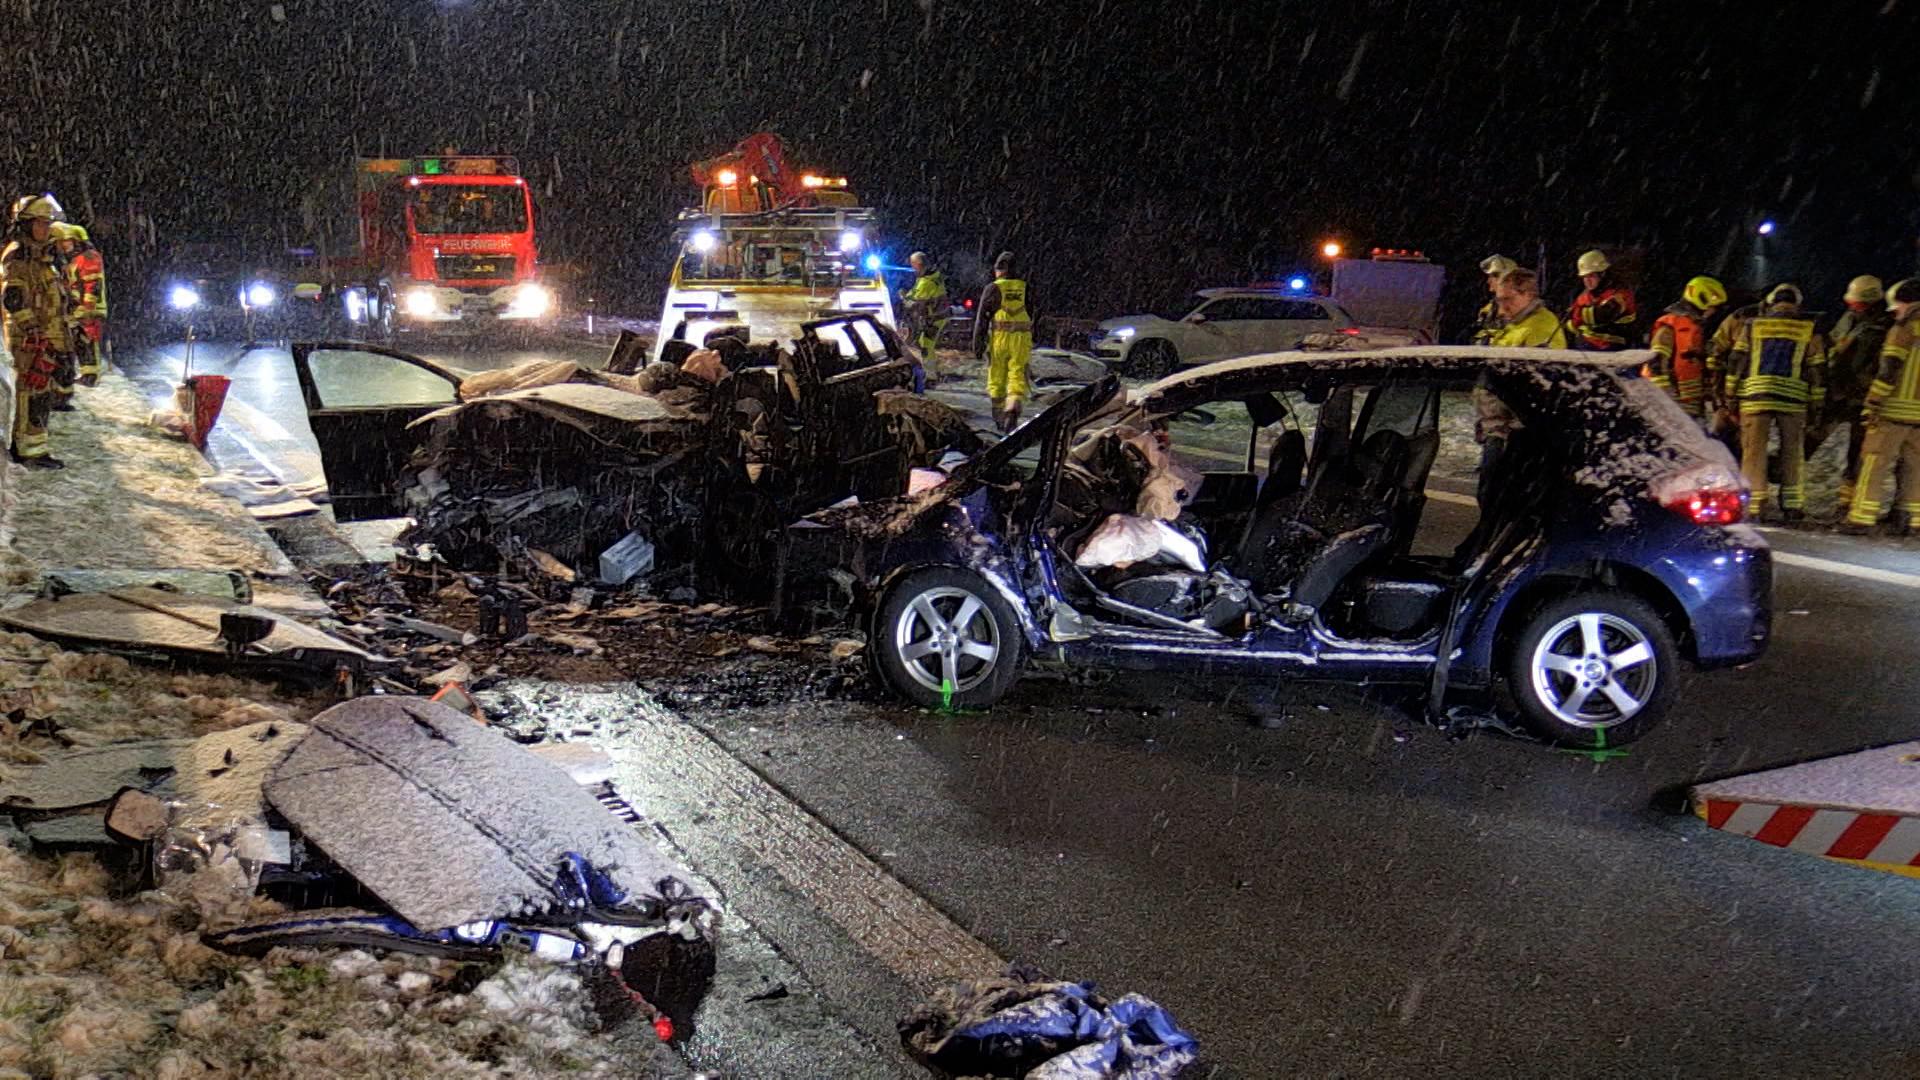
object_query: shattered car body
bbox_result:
[292,313,979,586]
[782,347,1773,746]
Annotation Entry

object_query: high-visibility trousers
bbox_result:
[11,342,54,459]
[986,329,1032,406]
[1740,409,1806,511]
[1848,420,1920,526]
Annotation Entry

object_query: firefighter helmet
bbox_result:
[49,222,87,244]
[1844,275,1885,304]
[1765,283,1803,308]
[1479,254,1517,277]
[10,194,63,227]
[1887,279,1920,309]
[1682,276,1728,311]
[1576,250,1610,276]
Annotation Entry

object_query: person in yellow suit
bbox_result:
[901,251,948,391]
[1844,279,1920,535]
[1725,284,1826,522]
[1,194,70,468]
[1487,269,1569,348]
[972,251,1033,431]
[52,223,106,388]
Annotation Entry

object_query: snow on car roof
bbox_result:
[1142,345,1655,396]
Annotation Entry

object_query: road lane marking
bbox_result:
[1770,551,1920,590]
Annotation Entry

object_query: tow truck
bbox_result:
[654,134,895,363]
[307,155,554,337]
[1324,248,1445,343]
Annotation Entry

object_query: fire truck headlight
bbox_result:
[168,285,200,311]
[244,282,277,308]
[838,229,862,254]
[690,230,717,254]
[403,287,441,317]
[508,283,553,318]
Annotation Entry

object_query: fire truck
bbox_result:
[316,155,552,335]
[653,134,895,363]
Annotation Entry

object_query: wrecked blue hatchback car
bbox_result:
[779,347,1773,747]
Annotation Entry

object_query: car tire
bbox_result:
[1129,339,1178,379]
[1505,590,1678,747]
[873,567,1024,709]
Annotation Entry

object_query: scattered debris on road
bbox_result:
[900,966,1199,1078]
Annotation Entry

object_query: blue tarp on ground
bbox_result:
[902,969,1199,1078]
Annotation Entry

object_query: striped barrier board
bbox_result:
[1691,741,1920,880]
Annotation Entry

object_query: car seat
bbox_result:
[1238,428,1412,602]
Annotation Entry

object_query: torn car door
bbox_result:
[290,342,464,520]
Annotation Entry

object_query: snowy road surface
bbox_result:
[114,330,1920,1076]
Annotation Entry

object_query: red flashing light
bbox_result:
[652,1016,675,1041]
[963,297,975,309]
[1340,327,1363,335]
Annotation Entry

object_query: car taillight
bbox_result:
[1651,463,1748,525]
[1341,327,1363,335]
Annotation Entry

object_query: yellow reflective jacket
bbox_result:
[1489,302,1568,349]
[0,238,70,352]
[1726,309,1826,415]
[1866,309,1920,425]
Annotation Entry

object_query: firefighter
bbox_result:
[1706,292,1763,457]
[973,251,1033,432]
[1811,275,1893,507]
[1487,269,1568,348]
[1,194,69,469]
[1844,279,1920,535]
[1564,250,1637,351]
[1645,275,1727,419]
[901,251,948,392]
[1471,254,1518,344]
[52,223,105,388]
[1725,284,1826,521]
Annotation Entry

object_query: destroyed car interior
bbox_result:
[291,313,978,592]
[1049,370,1501,646]
[785,349,1771,746]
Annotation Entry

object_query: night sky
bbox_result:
[11,0,1918,326]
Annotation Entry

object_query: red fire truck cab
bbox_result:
[337,156,552,333]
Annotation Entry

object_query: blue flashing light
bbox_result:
[864,253,883,273]
[1287,276,1309,291]
[1757,220,1776,236]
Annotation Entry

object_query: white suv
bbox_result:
[1092,288,1417,378]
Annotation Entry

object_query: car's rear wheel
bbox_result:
[874,567,1023,709]
[1129,339,1178,379]
[1505,591,1677,747]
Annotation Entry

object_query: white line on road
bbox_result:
[1770,551,1920,590]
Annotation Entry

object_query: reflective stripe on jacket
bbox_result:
[1727,312,1826,414]
[1566,284,1637,350]
[1867,310,1920,425]
[1646,302,1710,409]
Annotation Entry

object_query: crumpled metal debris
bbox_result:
[262,695,704,932]
[0,587,380,678]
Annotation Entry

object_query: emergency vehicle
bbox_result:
[314,155,552,335]
[654,134,895,362]
[1326,249,1446,342]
